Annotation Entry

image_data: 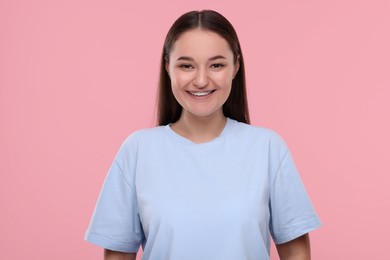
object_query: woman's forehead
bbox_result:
[170,29,234,60]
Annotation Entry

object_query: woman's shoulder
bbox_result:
[230,118,287,146]
[123,125,166,143]
[113,125,166,155]
[229,119,291,161]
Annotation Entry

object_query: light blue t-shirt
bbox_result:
[85,118,321,259]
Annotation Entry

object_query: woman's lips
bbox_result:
[187,90,216,97]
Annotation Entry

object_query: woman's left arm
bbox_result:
[275,233,311,260]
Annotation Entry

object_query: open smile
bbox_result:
[187,90,216,97]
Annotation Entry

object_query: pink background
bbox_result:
[1,0,389,259]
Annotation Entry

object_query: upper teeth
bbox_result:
[190,91,212,96]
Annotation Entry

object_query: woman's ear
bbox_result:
[165,56,170,76]
[233,60,240,79]
[165,63,170,76]
[234,55,240,78]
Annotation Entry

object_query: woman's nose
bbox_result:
[193,68,209,88]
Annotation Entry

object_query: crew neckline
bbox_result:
[164,117,234,145]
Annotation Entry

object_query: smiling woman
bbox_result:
[158,10,249,128]
[166,29,239,136]
[84,10,321,260]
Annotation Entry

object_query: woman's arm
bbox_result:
[104,249,136,260]
[275,233,311,260]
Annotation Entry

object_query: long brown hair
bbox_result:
[157,10,250,126]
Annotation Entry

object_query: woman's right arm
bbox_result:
[104,249,137,260]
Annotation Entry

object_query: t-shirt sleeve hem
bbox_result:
[273,220,322,245]
[84,231,140,253]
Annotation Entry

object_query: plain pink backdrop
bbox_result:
[1,0,389,259]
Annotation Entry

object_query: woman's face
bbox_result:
[166,29,239,119]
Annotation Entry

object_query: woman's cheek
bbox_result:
[215,71,233,86]
[175,72,194,86]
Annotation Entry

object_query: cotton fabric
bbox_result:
[85,118,321,259]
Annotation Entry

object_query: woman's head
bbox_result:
[157,10,250,125]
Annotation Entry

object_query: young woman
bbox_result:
[85,10,321,260]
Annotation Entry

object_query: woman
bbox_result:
[85,10,321,260]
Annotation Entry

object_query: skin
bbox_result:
[104,249,136,260]
[103,29,312,259]
[276,234,311,260]
[165,29,239,143]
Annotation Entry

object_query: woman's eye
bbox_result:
[178,64,194,69]
[210,64,225,69]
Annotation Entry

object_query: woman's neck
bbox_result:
[171,111,227,144]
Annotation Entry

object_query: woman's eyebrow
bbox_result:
[209,55,226,61]
[176,55,227,61]
[176,56,193,61]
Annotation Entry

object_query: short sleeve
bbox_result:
[84,137,144,253]
[269,149,321,245]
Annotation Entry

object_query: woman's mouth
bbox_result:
[188,90,215,97]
